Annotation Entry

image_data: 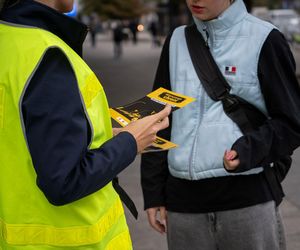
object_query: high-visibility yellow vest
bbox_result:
[0,21,132,250]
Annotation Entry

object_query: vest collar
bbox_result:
[0,0,87,56]
[193,0,247,39]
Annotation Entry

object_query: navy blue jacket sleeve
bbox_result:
[231,29,300,172]
[22,47,137,205]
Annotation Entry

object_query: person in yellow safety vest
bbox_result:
[0,0,171,249]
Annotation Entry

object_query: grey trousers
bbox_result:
[167,201,286,250]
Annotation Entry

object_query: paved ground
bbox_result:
[83,32,300,250]
[291,45,300,76]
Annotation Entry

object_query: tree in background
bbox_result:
[80,0,147,19]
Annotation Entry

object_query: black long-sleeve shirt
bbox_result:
[141,29,300,212]
[1,0,137,205]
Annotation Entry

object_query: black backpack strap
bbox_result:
[112,177,138,219]
[185,24,253,134]
[185,24,230,101]
[220,95,254,134]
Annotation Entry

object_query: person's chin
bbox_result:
[57,4,73,13]
[193,14,207,21]
[193,13,213,21]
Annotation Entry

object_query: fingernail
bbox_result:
[226,152,233,160]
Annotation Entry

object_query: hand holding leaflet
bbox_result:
[110,88,196,152]
[113,105,171,153]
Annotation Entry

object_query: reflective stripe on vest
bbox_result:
[1,199,123,246]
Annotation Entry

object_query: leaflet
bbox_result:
[110,87,195,152]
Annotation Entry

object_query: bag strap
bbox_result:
[185,24,253,134]
[113,178,138,219]
[185,24,230,101]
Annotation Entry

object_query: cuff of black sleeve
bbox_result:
[116,131,138,156]
[144,198,166,210]
[227,141,252,173]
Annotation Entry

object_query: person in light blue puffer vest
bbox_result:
[141,0,300,249]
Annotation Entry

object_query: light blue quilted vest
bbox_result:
[168,0,276,180]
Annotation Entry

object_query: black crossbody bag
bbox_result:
[185,24,292,205]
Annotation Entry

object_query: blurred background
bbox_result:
[66,1,300,249]
[69,0,300,48]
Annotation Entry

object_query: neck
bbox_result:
[223,0,233,13]
[207,0,233,21]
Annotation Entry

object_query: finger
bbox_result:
[147,209,159,230]
[147,208,167,234]
[152,105,172,123]
[224,150,231,160]
[228,150,238,160]
[155,116,169,131]
[224,150,228,156]
[147,210,165,234]
[224,159,240,171]
[224,150,238,161]
[154,220,166,234]
[160,207,168,233]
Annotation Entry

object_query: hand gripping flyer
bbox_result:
[110,88,195,152]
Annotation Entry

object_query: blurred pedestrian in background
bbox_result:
[149,20,160,47]
[141,0,300,249]
[129,19,138,44]
[113,21,124,59]
[0,0,171,249]
[89,12,100,47]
